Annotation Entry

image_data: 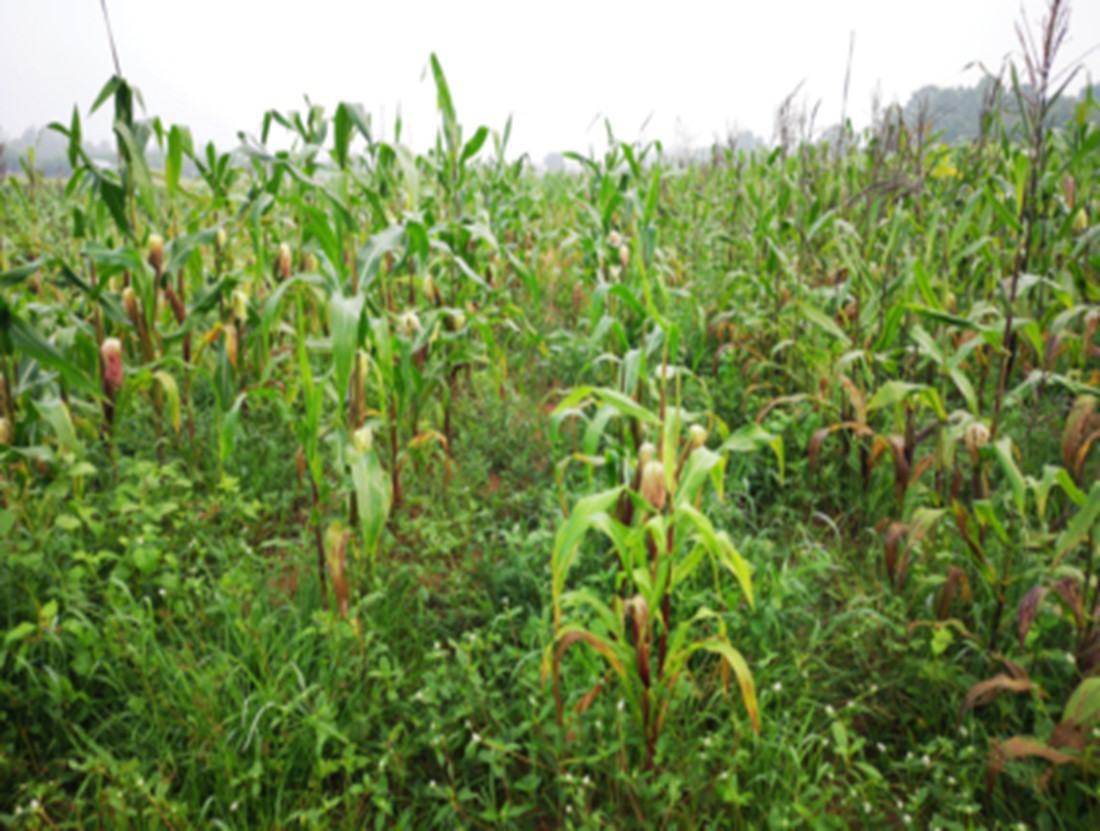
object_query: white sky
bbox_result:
[2,0,1098,160]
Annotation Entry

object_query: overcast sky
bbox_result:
[2,0,1098,160]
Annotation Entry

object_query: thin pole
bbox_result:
[98,0,123,76]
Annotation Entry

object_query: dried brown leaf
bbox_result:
[961,675,1034,718]
[883,521,908,583]
[839,376,867,426]
[937,566,970,621]
[808,426,834,472]
[987,736,1076,792]
[1052,576,1084,629]
[1017,585,1048,647]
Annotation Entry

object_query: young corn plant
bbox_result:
[546,381,776,770]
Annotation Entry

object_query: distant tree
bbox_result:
[904,77,1099,143]
[543,153,565,173]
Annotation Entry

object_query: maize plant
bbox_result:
[546,361,781,769]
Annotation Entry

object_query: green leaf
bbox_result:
[551,386,660,427]
[796,301,851,347]
[551,488,625,628]
[332,103,352,170]
[695,638,760,732]
[992,438,1027,516]
[461,126,489,164]
[8,315,100,398]
[1055,483,1100,562]
[35,397,79,457]
[866,381,927,412]
[330,293,365,419]
[0,260,45,289]
[1063,677,1100,726]
[721,423,785,483]
[430,53,457,150]
[349,445,391,566]
[676,447,725,508]
[675,503,753,609]
[4,621,38,646]
[153,370,182,435]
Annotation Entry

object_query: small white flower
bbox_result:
[30,800,40,811]
[876,742,886,753]
[582,775,591,786]
[947,776,957,786]
[903,815,912,826]
[958,726,969,738]
[472,732,481,744]
[617,699,625,712]
[863,803,871,814]
[772,681,783,692]
[137,777,144,787]
[429,780,437,789]
[825,704,835,716]
[922,754,931,767]
[230,801,239,812]
[158,588,166,597]
[566,805,573,814]
[1066,652,1076,665]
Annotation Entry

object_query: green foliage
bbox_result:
[3,33,1100,826]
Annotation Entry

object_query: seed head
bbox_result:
[397,310,422,336]
[640,460,667,511]
[123,286,140,326]
[225,326,238,368]
[608,231,623,248]
[0,417,12,445]
[638,441,656,467]
[965,421,990,463]
[101,338,124,396]
[353,425,373,453]
[689,424,708,449]
[231,290,249,324]
[1074,208,1089,234]
[445,310,466,332]
[618,244,630,269]
[147,234,165,277]
[423,274,442,306]
[275,243,292,281]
